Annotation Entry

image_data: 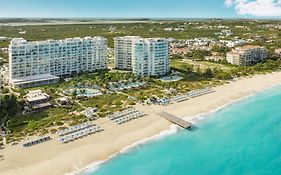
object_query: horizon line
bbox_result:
[0,17,280,21]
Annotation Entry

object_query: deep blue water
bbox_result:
[84,85,281,175]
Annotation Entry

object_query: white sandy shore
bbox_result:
[1,72,281,175]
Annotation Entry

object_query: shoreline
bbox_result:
[185,80,281,123]
[1,72,281,175]
[70,125,181,175]
[71,75,281,175]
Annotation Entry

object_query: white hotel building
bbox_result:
[114,36,170,77]
[114,36,138,70]
[9,37,107,88]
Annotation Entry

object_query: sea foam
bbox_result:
[65,125,181,175]
[184,83,281,124]
[67,83,281,175]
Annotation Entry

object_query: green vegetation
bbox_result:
[0,49,8,65]
[0,94,22,121]
[0,19,281,49]
[125,85,167,101]
[2,57,281,143]
[1,19,281,143]
[7,108,86,141]
[0,23,218,48]
[184,50,212,61]
[171,55,281,81]
[81,93,133,117]
[211,45,232,56]
[0,41,9,48]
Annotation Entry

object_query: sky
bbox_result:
[0,0,281,18]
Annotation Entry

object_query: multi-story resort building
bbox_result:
[114,36,170,77]
[9,37,107,88]
[114,36,140,70]
[226,45,268,66]
[132,38,170,77]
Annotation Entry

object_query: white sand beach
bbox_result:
[1,72,281,175]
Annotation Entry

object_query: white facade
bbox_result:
[114,36,170,77]
[132,38,170,77]
[226,45,268,66]
[114,36,140,70]
[9,37,107,88]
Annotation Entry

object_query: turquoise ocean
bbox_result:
[81,85,281,175]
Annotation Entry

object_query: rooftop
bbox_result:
[10,36,106,46]
[11,74,60,85]
[236,45,264,50]
[114,36,168,43]
[227,45,267,56]
[114,36,140,40]
[32,102,52,110]
[227,51,241,56]
[25,90,50,102]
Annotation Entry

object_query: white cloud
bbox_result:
[225,0,234,7]
[225,0,281,17]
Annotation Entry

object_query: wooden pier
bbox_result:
[157,111,192,129]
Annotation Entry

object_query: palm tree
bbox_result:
[80,89,87,95]
[72,89,78,98]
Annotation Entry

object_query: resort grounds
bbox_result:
[1,71,281,175]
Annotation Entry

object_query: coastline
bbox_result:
[185,80,280,124]
[1,72,281,175]
[71,125,181,175]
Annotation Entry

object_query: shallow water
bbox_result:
[83,85,281,175]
